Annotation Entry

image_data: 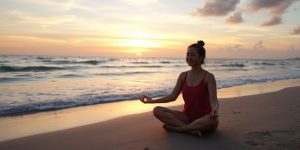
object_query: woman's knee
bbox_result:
[153,106,165,118]
[202,119,219,133]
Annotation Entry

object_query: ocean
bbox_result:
[0,55,299,116]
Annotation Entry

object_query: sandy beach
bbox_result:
[0,80,300,149]
[1,0,300,149]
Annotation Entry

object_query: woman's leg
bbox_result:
[153,106,190,127]
[164,115,219,136]
[189,116,219,133]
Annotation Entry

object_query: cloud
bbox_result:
[192,0,298,27]
[194,0,240,16]
[291,26,300,35]
[64,0,96,12]
[248,0,295,14]
[122,0,158,6]
[17,0,96,12]
[248,0,283,11]
[7,10,77,26]
[247,0,297,26]
[227,44,243,52]
[261,16,281,26]
[226,12,243,24]
[253,40,264,50]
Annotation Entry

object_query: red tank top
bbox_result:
[181,71,212,122]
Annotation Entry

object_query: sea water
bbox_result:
[0,55,299,116]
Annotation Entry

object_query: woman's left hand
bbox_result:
[210,109,218,120]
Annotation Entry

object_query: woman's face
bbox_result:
[186,47,202,66]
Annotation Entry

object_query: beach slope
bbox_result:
[1,87,300,150]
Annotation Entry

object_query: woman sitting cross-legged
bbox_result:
[140,40,219,136]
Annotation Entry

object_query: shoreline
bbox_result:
[1,85,299,149]
[0,78,300,142]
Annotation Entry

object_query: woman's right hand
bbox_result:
[139,95,153,103]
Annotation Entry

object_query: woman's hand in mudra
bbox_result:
[210,109,218,120]
[139,95,153,103]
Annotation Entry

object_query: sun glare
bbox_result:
[136,52,142,56]
[115,32,166,56]
[124,48,145,56]
[118,39,160,48]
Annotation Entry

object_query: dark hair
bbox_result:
[188,40,206,64]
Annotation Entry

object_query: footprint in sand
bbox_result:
[271,130,295,134]
[245,140,266,146]
[244,130,272,146]
[247,130,272,137]
[244,130,297,147]
[232,111,241,114]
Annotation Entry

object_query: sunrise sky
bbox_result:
[0,0,300,59]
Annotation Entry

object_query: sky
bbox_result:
[0,0,300,59]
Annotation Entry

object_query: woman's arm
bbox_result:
[206,72,219,118]
[140,72,185,104]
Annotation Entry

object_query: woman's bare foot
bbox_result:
[162,124,183,132]
[163,124,203,137]
[189,130,203,137]
[163,124,174,131]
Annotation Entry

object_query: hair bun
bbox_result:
[197,40,205,47]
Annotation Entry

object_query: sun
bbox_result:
[136,52,143,56]
[116,31,165,56]
[131,49,144,56]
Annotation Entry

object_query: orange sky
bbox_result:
[0,0,300,59]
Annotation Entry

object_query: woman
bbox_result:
[140,40,219,136]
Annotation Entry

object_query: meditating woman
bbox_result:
[140,40,219,136]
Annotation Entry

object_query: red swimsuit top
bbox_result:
[181,71,212,122]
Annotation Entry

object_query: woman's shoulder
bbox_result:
[180,70,189,75]
[178,71,188,81]
[179,71,188,78]
[204,70,216,83]
[205,70,214,76]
